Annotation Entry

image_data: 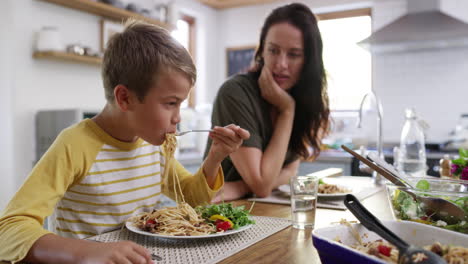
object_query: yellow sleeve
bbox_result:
[162,159,224,207]
[0,123,98,263]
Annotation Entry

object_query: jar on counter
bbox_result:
[439,154,452,179]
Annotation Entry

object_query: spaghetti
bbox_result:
[128,203,215,236]
[338,220,468,264]
[128,133,216,236]
[351,240,468,264]
[318,183,350,194]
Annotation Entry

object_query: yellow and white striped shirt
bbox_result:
[0,119,223,263]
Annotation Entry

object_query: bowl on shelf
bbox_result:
[386,176,468,234]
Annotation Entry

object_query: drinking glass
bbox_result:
[290,175,319,229]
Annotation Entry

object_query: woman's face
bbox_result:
[262,22,305,91]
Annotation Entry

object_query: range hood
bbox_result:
[359,0,468,53]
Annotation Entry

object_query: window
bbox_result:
[171,15,196,108]
[317,9,372,111]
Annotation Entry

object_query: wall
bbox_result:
[177,0,221,106]
[0,0,218,208]
[132,0,220,106]
[219,0,468,144]
[372,0,468,142]
[10,0,104,198]
[0,0,15,208]
[215,0,373,103]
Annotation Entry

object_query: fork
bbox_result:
[175,129,213,136]
[151,254,163,261]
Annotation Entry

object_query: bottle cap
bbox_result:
[405,108,417,119]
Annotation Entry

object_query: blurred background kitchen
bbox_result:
[1,0,468,208]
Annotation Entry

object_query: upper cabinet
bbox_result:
[39,0,171,29]
[197,0,280,9]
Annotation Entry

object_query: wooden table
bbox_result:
[221,187,392,264]
[1,181,392,264]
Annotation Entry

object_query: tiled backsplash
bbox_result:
[371,0,468,143]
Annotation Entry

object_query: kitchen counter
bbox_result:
[315,150,353,162]
[175,147,458,177]
[303,147,458,177]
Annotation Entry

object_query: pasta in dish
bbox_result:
[350,240,468,264]
[337,219,468,264]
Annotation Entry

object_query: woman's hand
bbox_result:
[211,181,250,203]
[258,67,295,113]
[207,124,250,163]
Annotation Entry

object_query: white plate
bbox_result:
[125,221,253,239]
[277,184,353,198]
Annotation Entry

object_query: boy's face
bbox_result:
[128,70,191,145]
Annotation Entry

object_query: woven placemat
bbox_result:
[87,216,291,264]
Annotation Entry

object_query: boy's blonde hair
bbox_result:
[101,20,196,102]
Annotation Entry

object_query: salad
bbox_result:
[390,179,468,234]
[196,203,255,232]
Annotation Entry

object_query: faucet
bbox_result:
[357,90,384,185]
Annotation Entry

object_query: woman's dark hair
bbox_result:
[251,3,330,159]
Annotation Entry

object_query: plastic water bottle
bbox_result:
[397,108,427,177]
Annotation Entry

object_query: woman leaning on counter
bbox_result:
[204,3,330,202]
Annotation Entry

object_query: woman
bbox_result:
[204,3,330,201]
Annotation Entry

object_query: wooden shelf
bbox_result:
[197,0,280,9]
[33,51,102,66]
[40,0,171,29]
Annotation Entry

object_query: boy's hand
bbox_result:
[77,240,153,264]
[25,234,154,264]
[207,124,250,163]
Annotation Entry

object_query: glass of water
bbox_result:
[290,175,318,229]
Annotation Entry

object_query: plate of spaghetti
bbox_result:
[125,203,254,239]
[126,134,254,239]
[278,179,352,198]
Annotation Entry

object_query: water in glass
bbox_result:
[290,175,318,229]
[291,194,317,229]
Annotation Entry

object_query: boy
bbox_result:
[0,20,249,264]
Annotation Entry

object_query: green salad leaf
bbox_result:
[392,189,468,235]
[452,196,468,214]
[459,148,468,159]
[195,203,255,229]
[393,190,424,220]
[452,158,467,167]
[415,180,430,190]
[444,221,468,233]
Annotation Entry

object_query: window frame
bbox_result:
[175,14,197,108]
[316,8,372,112]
